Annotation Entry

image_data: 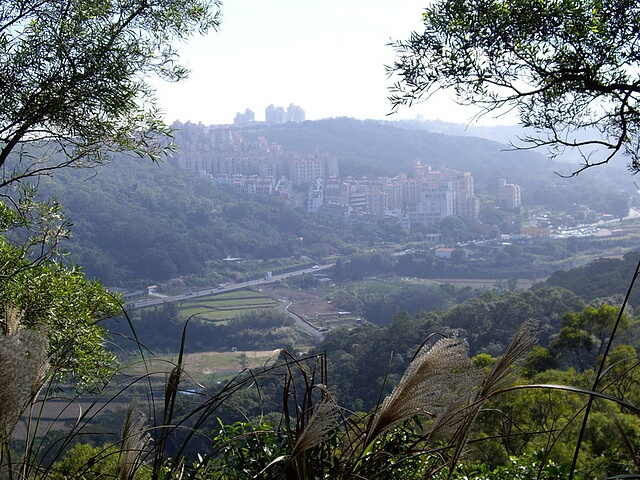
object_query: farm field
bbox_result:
[177,290,278,322]
[123,349,282,385]
[13,350,281,442]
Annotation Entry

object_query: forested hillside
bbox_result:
[232,117,553,187]
[313,285,591,410]
[542,250,640,308]
[38,158,352,286]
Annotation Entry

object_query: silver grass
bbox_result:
[119,401,149,480]
[445,319,539,471]
[291,400,340,457]
[0,306,49,440]
[479,319,538,399]
[3,304,20,335]
[366,336,481,445]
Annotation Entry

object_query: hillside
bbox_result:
[38,159,325,286]
[205,117,634,194]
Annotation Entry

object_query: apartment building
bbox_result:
[498,178,522,209]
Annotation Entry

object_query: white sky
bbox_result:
[152,0,504,126]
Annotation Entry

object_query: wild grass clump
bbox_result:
[1,305,50,477]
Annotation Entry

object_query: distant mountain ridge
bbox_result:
[226,117,552,189]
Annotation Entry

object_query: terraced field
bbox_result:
[179,290,278,322]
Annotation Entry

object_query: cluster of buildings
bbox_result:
[233,104,306,126]
[176,128,337,187]
[308,161,488,229]
[174,125,523,230]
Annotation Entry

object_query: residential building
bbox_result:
[234,108,255,125]
[398,162,480,227]
[498,178,522,209]
[265,104,287,124]
[308,179,324,213]
[287,104,305,122]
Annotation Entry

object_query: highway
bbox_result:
[131,263,333,309]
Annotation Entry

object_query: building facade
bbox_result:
[498,178,522,209]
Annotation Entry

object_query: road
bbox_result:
[277,299,325,342]
[131,263,334,309]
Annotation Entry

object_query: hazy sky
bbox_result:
[153,0,503,126]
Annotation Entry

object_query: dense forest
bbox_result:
[38,157,352,286]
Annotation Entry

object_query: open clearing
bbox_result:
[124,349,282,385]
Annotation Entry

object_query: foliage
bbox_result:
[109,303,300,353]
[0,201,121,395]
[476,366,640,478]
[0,0,221,189]
[551,305,630,371]
[543,250,640,308]
[389,0,640,174]
[441,454,578,479]
[48,443,140,480]
[0,256,121,391]
[329,280,477,325]
[316,286,587,411]
[204,420,287,479]
[527,184,631,217]
[440,287,586,354]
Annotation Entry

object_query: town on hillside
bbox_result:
[171,120,626,247]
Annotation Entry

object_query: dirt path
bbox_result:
[266,285,338,316]
[263,285,343,342]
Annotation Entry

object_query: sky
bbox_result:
[152,0,504,126]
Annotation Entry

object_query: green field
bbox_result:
[124,349,281,385]
[178,290,278,322]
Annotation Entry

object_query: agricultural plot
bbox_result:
[308,313,363,330]
[123,349,282,386]
[179,290,278,322]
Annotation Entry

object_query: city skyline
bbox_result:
[152,0,516,127]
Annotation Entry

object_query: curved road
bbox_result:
[276,298,324,342]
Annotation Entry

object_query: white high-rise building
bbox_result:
[287,104,305,122]
[265,104,286,124]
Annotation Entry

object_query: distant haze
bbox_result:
[152,0,516,127]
